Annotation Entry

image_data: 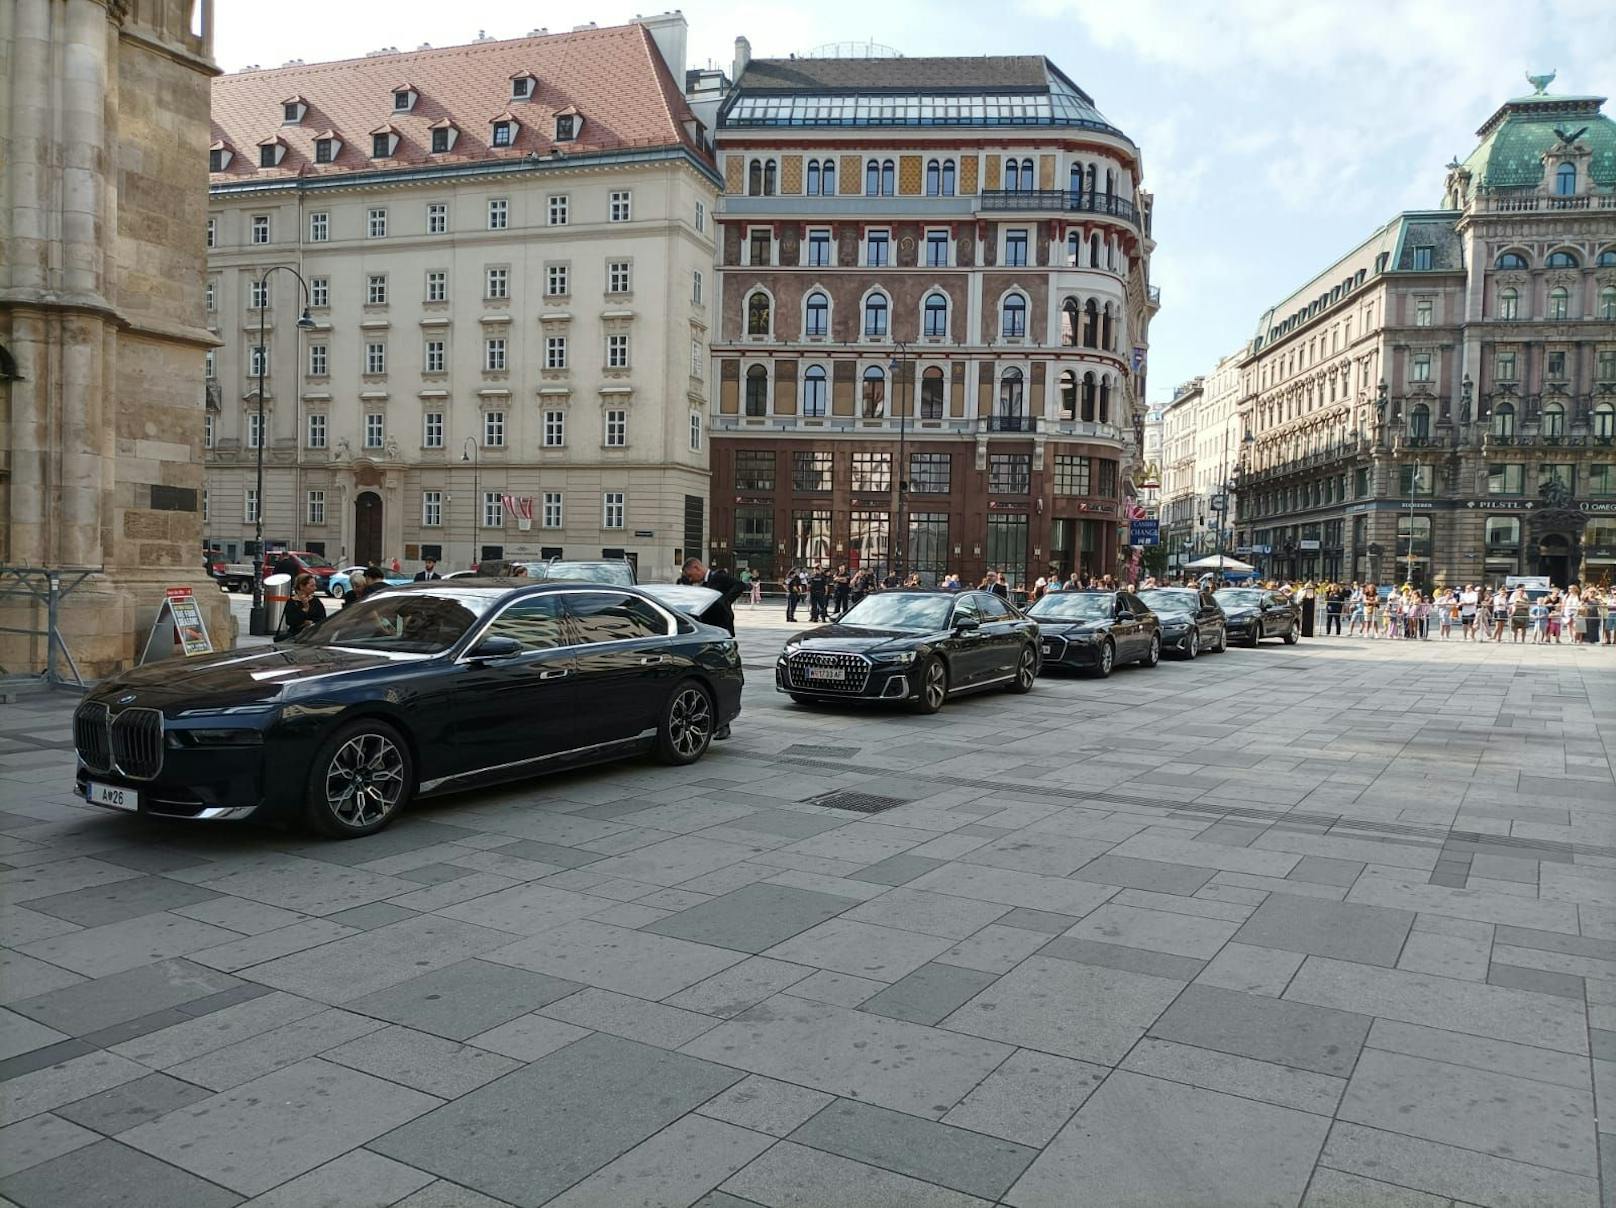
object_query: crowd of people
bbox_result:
[775,563,1140,622]
[1328,581,1616,645]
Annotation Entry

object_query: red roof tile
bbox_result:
[210,22,709,182]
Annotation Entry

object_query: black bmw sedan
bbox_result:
[1137,587,1228,659]
[1213,587,1301,646]
[777,589,1039,713]
[1027,589,1161,677]
[72,581,742,838]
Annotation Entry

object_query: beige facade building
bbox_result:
[203,18,720,575]
[2,0,233,679]
[1237,81,1616,587]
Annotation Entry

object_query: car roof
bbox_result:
[385,578,643,596]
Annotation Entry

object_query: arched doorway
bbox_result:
[1538,532,1572,587]
[354,492,383,566]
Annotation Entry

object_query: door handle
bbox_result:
[640,655,668,665]
[538,668,570,680]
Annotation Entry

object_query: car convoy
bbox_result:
[73,577,1308,838]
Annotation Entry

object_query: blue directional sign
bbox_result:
[1129,519,1160,546]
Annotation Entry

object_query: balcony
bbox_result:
[723,194,974,219]
[1472,189,1616,215]
[980,415,1038,433]
[978,189,1140,228]
[1243,438,1365,484]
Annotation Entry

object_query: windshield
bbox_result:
[295,592,490,654]
[535,562,634,586]
[1028,593,1113,620]
[1215,589,1265,609]
[297,553,337,570]
[838,594,952,631]
[1139,589,1198,614]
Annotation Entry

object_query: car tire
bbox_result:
[909,656,948,714]
[1005,644,1037,693]
[1142,634,1161,668]
[304,719,414,839]
[1283,625,1300,645]
[1092,639,1115,678]
[656,680,715,766]
[1212,627,1227,653]
[1246,627,1261,648]
[1184,630,1199,660]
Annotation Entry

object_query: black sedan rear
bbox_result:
[777,590,1039,713]
[1137,588,1227,659]
[1214,587,1301,646]
[71,581,742,838]
[1027,590,1161,677]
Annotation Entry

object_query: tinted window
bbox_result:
[1215,589,1264,609]
[299,592,486,654]
[975,593,1013,620]
[569,592,668,643]
[951,595,981,623]
[1122,593,1147,613]
[1138,589,1197,614]
[536,561,635,586]
[486,597,566,651]
[1027,592,1112,620]
[840,594,953,630]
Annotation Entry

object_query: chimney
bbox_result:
[637,11,688,83]
[733,35,751,81]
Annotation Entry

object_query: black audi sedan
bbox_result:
[1026,589,1161,677]
[72,581,742,838]
[1213,587,1301,646]
[777,589,1039,713]
[1137,587,1228,659]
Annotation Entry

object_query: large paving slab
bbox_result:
[2,619,1610,1204]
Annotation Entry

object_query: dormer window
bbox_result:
[255,137,287,168]
[488,112,521,148]
[280,96,307,124]
[492,122,512,148]
[554,107,581,141]
[312,131,341,164]
[428,118,458,154]
[510,72,535,100]
[370,126,399,159]
[391,85,417,113]
[208,142,232,172]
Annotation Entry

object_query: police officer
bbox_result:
[808,565,831,623]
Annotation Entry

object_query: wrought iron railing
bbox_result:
[978,190,1140,226]
[979,415,1038,433]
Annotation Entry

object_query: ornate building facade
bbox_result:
[703,46,1157,588]
[1,0,233,677]
[1237,80,1615,588]
[202,18,720,575]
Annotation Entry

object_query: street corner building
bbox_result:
[1234,76,1616,589]
[697,42,1158,589]
[1,0,235,678]
[201,16,721,577]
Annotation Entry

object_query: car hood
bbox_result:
[786,624,933,654]
[1033,618,1112,636]
[1151,609,1194,624]
[89,645,430,711]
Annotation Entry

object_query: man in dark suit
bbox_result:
[679,557,745,739]
[413,558,442,582]
[808,566,830,622]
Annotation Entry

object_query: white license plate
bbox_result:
[805,666,846,682]
[1042,643,1055,654]
[86,781,137,812]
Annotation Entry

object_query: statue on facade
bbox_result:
[1538,476,1573,512]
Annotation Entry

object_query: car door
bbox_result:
[1111,593,1142,658]
[944,594,992,687]
[973,592,1023,680]
[565,590,679,750]
[1261,593,1283,637]
[1200,591,1223,643]
[450,594,577,776]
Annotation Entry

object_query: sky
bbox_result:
[213,0,1614,404]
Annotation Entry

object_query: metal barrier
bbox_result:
[0,566,100,690]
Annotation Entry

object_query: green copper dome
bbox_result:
[1460,90,1615,190]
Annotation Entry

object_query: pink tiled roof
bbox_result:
[210,22,709,182]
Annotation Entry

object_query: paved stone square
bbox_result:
[1,611,1613,1207]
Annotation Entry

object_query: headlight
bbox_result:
[872,651,916,666]
[166,728,265,749]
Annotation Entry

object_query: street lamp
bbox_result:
[461,437,479,571]
[249,266,316,636]
[888,340,909,582]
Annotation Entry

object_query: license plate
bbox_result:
[1042,643,1055,654]
[805,666,845,682]
[86,781,137,812]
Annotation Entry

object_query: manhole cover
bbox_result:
[805,790,907,814]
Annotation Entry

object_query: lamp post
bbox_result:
[888,340,909,582]
[461,437,479,571]
[249,266,316,636]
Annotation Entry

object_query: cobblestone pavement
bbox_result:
[1,609,1613,1207]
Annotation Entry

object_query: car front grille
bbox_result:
[73,702,113,773]
[1040,635,1068,661]
[109,708,164,780]
[785,651,871,694]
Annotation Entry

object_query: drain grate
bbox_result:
[784,744,863,757]
[805,789,908,814]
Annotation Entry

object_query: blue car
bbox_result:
[327,566,412,599]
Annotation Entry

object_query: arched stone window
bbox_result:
[863,292,888,337]
[805,291,829,337]
[748,159,763,196]
[1082,299,1099,348]
[865,158,881,196]
[1090,233,1101,267]
[1499,288,1519,320]
[1081,371,1097,422]
[998,368,1024,417]
[1555,162,1576,195]
[746,292,771,336]
[744,364,768,416]
[1098,376,1111,423]
[1601,286,1616,320]
[1542,401,1565,438]
[920,367,945,418]
[1101,303,1114,351]
[1408,403,1430,438]
[1548,287,1569,320]
[802,365,827,416]
[1593,402,1615,439]
[923,293,948,338]
[941,160,955,195]
[1546,250,1579,268]
[862,366,886,417]
[1492,401,1516,438]
[1059,369,1077,419]
[1495,251,1529,270]
[763,161,777,195]
[1069,163,1083,198]
[1001,293,1027,338]
[1061,298,1079,346]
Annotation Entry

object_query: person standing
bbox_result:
[678,557,745,739]
[749,570,763,608]
[785,567,804,623]
[832,566,851,618]
[1489,587,1509,642]
[1459,584,1479,640]
[1508,587,1529,643]
[1325,583,1344,636]
[413,558,442,582]
[808,565,830,622]
[277,572,327,641]
[989,572,1009,601]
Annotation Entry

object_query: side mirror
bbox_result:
[469,635,524,661]
[1115,606,1132,620]
[953,617,981,634]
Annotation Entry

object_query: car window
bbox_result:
[567,592,669,643]
[839,594,953,630]
[485,596,567,651]
[298,592,486,654]
[1123,593,1146,613]
[951,595,981,624]
[975,593,1012,620]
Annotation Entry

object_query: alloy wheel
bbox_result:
[668,687,713,758]
[323,732,405,829]
[1100,641,1114,675]
[1016,646,1036,690]
[1186,630,1199,659]
[924,660,948,709]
